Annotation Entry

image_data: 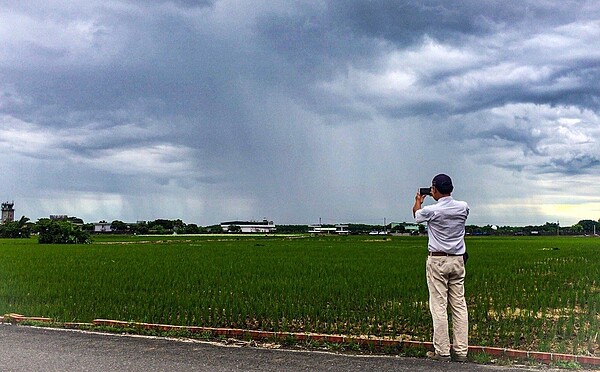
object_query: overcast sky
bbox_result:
[2,1,600,227]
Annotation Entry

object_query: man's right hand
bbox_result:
[412,191,427,217]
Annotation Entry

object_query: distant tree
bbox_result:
[37,219,91,244]
[68,217,84,225]
[150,219,175,232]
[206,225,223,233]
[151,225,167,234]
[173,219,186,233]
[576,219,598,234]
[0,216,31,238]
[131,221,149,235]
[110,220,128,232]
[181,224,204,234]
[390,224,406,234]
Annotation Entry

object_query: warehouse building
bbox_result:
[220,219,276,233]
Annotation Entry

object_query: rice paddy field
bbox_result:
[0,234,598,356]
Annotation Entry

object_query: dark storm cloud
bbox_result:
[328,0,488,45]
[258,1,599,61]
[544,154,600,175]
[328,0,600,47]
[254,0,600,127]
[260,0,560,56]
[2,0,600,225]
[474,124,545,156]
[137,0,215,8]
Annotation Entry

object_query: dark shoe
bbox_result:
[427,351,451,362]
[453,354,468,363]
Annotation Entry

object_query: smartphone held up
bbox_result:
[419,187,431,196]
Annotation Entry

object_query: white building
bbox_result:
[369,230,389,235]
[94,222,113,233]
[220,219,276,233]
[401,222,420,233]
[308,224,349,235]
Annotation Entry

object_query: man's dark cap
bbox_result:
[432,174,453,193]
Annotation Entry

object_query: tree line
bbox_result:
[466,220,600,236]
[1,217,599,244]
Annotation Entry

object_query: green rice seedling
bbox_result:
[469,352,492,364]
[552,360,582,370]
[0,235,598,357]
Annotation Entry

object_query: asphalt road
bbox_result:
[0,324,577,371]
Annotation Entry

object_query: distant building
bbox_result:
[308,224,349,235]
[369,230,389,235]
[387,222,422,234]
[49,215,84,225]
[50,215,68,221]
[399,222,420,233]
[1,201,15,224]
[220,219,276,233]
[94,222,113,233]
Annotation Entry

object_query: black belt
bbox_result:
[429,251,462,256]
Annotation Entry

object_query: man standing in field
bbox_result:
[412,174,469,363]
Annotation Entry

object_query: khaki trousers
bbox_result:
[426,255,469,357]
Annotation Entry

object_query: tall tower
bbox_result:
[1,201,15,224]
